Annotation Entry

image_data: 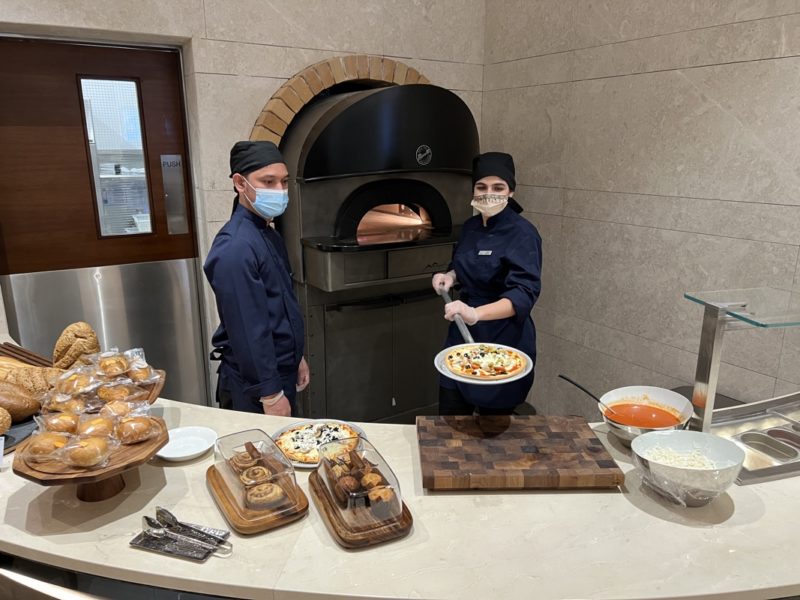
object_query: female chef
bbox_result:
[204,141,309,417]
[432,152,542,415]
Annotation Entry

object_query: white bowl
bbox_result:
[156,426,217,462]
[600,386,694,447]
[631,430,745,507]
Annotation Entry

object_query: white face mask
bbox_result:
[471,193,508,217]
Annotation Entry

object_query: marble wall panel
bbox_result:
[190,73,284,191]
[556,218,796,357]
[680,58,800,184]
[400,58,483,91]
[778,328,800,385]
[565,69,800,205]
[516,185,563,216]
[572,15,788,81]
[382,0,484,64]
[572,0,800,51]
[483,52,574,90]
[774,379,800,397]
[203,0,384,54]
[0,0,205,40]
[521,212,561,315]
[482,85,571,187]
[563,189,800,246]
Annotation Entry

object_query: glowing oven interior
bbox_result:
[356,203,433,245]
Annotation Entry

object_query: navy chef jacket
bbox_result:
[441,205,542,408]
[204,203,304,413]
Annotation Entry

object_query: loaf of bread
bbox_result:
[52,322,100,370]
[0,407,11,435]
[0,366,62,395]
[0,356,28,377]
[0,381,41,422]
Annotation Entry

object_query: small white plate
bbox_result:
[271,419,367,469]
[156,426,217,462]
[434,343,533,386]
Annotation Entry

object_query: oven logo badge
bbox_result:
[415,144,432,166]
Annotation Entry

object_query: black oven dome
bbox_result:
[299,84,479,181]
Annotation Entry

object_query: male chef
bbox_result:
[204,141,309,416]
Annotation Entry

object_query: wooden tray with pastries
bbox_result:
[308,440,413,549]
[12,417,169,501]
[207,437,309,535]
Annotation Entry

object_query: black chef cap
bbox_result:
[229,141,285,179]
[471,152,516,191]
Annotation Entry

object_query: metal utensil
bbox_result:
[155,506,232,551]
[436,285,474,344]
[142,516,232,557]
[557,374,620,416]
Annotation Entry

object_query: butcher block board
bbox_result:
[416,415,624,491]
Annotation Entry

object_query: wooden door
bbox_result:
[0,38,196,275]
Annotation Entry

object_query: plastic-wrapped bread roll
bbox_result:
[52,322,100,370]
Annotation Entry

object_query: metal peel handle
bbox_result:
[437,287,475,344]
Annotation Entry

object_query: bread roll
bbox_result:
[116,416,157,444]
[98,355,128,377]
[0,381,41,422]
[100,400,132,418]
[41,412,80,434]
[0,367,62,395]
[97,384,133,403]
[52,322,100,370]
[0,407,11,436]
[77,416,115,437]
[65,437,110,468]
[26,432,70,457]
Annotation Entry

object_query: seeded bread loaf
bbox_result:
[52,322,100,370]
[0,407,11,435]
[0,366,62,395]
[0,381,40,422]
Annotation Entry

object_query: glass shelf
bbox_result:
[684,287,800,328]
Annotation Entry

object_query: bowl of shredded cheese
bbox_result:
[631,430,745,507]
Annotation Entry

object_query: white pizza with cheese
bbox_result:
[444,344,526,380]
[274,420,360,464]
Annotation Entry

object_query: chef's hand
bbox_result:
[432,270,456,293]
[444,300,479,326]
[296,356,310,391]
[261,391,291,417]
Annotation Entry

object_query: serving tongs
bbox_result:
[142,515,232,557]
[155,506,233,552]
[436,286,475,344]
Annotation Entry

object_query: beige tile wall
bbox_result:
[0,0,485,387]
[483,4,800,419]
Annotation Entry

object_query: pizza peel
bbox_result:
[435,286,533,385]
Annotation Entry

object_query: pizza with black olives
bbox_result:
[444,344,526,380]
[274,420,360,464]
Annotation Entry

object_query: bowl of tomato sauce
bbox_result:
[599,386,694,447]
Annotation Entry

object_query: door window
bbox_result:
[79,78,152,237]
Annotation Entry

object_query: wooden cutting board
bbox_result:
[416,415,624,490]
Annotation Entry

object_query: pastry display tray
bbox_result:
[710,392,800,484]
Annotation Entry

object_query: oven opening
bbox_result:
[356,203,433,245]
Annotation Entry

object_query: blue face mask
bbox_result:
[244,179,289,219]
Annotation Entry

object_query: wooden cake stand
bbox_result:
[11,371,168,502]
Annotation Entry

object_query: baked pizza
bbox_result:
[444,344,526,380]
[274,420,360,464]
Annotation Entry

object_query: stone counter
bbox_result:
[1,399,798,600]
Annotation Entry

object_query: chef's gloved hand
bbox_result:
[444,300,479,326]
[432,270,456,293]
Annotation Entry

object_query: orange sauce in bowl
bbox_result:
[604,403,681,428]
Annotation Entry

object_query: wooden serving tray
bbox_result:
[12,417,169,501]
[308,470,413,549]
[206,465,309,535]
[417,415,625,491]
